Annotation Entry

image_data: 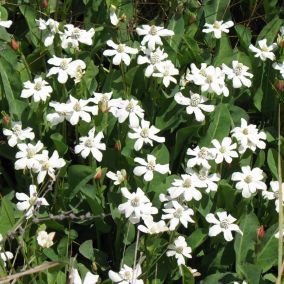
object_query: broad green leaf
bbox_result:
[257,16,283,43]
[0,195,15,234]
[187,228,207,251]
[239,263,261,284]
[214,35,233,66]
[79,240,94,260]
[167,15,185,52]
[50,133,68,155]
[203,0,230,23]
[181,265,195,284]
[267,148,279,179]
[235,24,252,50]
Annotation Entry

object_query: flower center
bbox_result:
[190,94,201,107]
[123,270,132,280]
[13,125,22,135]
[29,195,37,205]
[147,160,156,171]
[149,25,158,35]
[176,246,184,254]
[126,102,134,112]
[42,161,50,170]
[174,207,184,218]
[117,44,125,53]
[84,138,93,148]
[213,21,221,29]
[242,128,249,135]
[71,27,81,39]
[60,59,69,70]
[220,219,229,229]
[234,64,243,76]
[34,81,43,91]
[261,46,269,52]
[274,191,279,199]
[198,147,208,159]
[27,148,36,158]
[220,146,227,153]
[140,127,149,138]
[131,196,140,207]
[73,102,81,111]
[150,52,160,64]
[244,175,253,183]
[183,178,192,188]
[206,74,213,84]
[199,69,207,77]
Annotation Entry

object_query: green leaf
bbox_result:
[267,148,279,179]
[214,35,233,66]
[234,212,259,273]
[50,133,68,155]
[187,228,207,251]
[235,24,252,50]
[257,16,283,43]
[167,15,185,52]
[239,263,261,284]
[79,240,94,260]
[181,265,195,284]
[202,0,230,23]
[0,195,15,234]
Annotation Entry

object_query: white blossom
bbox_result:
[249,39,277,61]
[36,18,61,46]
[152,60,179,87]
[106,169,127,185]
[211,137,238,164]
[0,12,12,28]
[262,181,284,212]
[138,216,168,234]
[186,146,216,169]
[109,263,144,284]
[37,230,55,248]
[273,61,284,79]
[202,20,234,39]
[0,234,13,267]
[110,5,119,26]
[71,268,99,284]
[90,91,121,114]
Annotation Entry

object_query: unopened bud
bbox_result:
[257,225,265,239]
[99,100,108,113]
[94,167,102,180]
[276,80,283,92]
[11,39,19,50]
[42,0,48,8]
[2,115,9,126]
[190,15,196,24]
[114,140,121,151]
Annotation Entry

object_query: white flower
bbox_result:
[162,201,194,230]
[222,61,253,88]
[3,122,35,147]
[71,268,99,284]
[16,185,49,218]
[90,91,121,114]
[137,46,168,77]
[47,56,86,84]
[262,181,284,212]
[108,263,144,284]
[103,40,138,66]
[75,127,106,161]
[133,154,170,181]
[0,235,13,267]
[186,168,220,193]
[152,60,179,87]
[233,281,247,284]
[114,98,144,128]
[46,101,70,126]
[166,236,192,266]
[36,18,61,47]
[167,174,205,201]
[275,231,284,239]
[231,118,266,154]
[0,12,12,28]
[273,61,284,79]
[65,95,98,125]
[118,187,158,224]
[186,146,216,169]
[37,230,55,248]
[61,24,94,49]
[249,39,277,61]
[211,137,238,164]
[106,169,127,185]
[232,166,267,198]
[128,119,165,151]
[136,25,174,50]
[20,77,53,102]
[15,141,44,171]
[36,150,66,184]
[138,216,168,234]
[202,20,234,39]
[110,5,119,26]
[206,211,243,241]
[174,91,214,122]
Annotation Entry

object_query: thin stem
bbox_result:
[132,229,140,283]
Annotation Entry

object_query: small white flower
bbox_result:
[138,216,168,234]
[137,46,168,77]
[186,146,216,169]
[46,101,70,126]
[36,150,66,184]
[174,91,214,122]
[114,98,144,128]
[15,141,44,171]
[118,187,158,224]
[108,263,144,284]
[36,18,61,46]
[206,211,243,241]
[262,181,284,212]
[90,91,122,114]
[21,77,53,102]
[16,185,49,218]
[136,25,174,50]
[65,95,98,125]
[37,230,55,248]
[166,236,192,266]
[110,5,119,26]
[273,61,284,79]
[133,154,170,181]
[211,137,238,164]
[47,56,86,84]
[0,234,13,266]
[162,200,194,230]
[222,61,253,88]
[106,169,127,185]
[231,118,266,154]
[103,40,138,66]
[71,268,99,284]
[249,39,277,61]
[202,20,234,39]
[75,127,106,161]
[231,166,267,198]
[128,119,165,151]
[152,60,179,87]
[0,12,12,28]
[61,24,95,49]
[3,122,35,147]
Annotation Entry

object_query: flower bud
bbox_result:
[190,15,196,24]
[99,100,108,113]
[94,167,102,180]
[42,0,48,8]
[257,225,265,239]
[276,80,283,92]
[114,140,121,151]
[277,33,284,48]
[2,115,9,126]
[11,39,19,50]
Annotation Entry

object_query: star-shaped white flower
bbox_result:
[106,169,127,185]
[231,166,267,198]
[262,181,284,212]
[75,127,106,161]
[108,263,143,284]
[152,60,179,87]
[103,40,138,66]
[249,39,277,61]
[138,216,168,234]
[273,61,284,79]
[211,137,238,164]
[37,230,56,248]
[133,154,170,181]
[186,146,216,169]
[71,268,99,284]
[36,18,61,46]
[206,211,242,241]
[202,20,234,39]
